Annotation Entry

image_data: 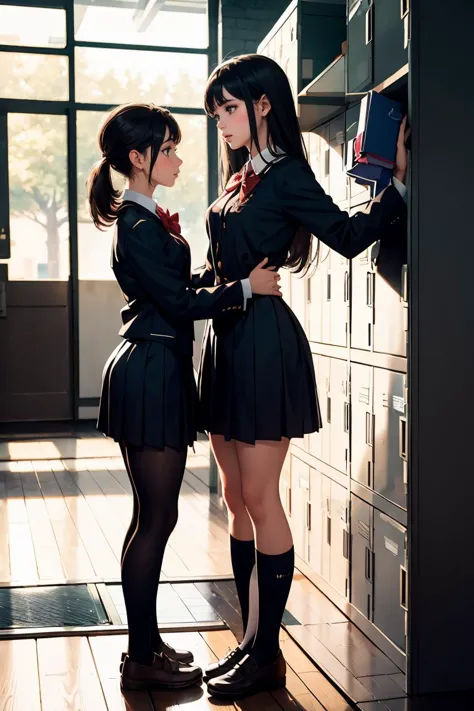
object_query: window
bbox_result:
[74,0,208,49]
[0,5,66,48]
[0,52,68,101]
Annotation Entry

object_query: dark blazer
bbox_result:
[112,202,244,356]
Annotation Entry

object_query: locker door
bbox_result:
[330,250,349,347]
[291,271,307,333]
[318,355,332,466]
[280,449,292,520]
[347,0,374,94]
[320,245,332,345]
[328,115,347,206]
[350,363,374,489]
[309,354,323,460]
[319,126,330,194]
[321,474,332,583]
[373,368,407,508]
[329,357,349,475]
[308,261,323,344]
[308,467,324,576]
[373,511,407,651]
[350,245,374,351]
[283,7,298,102]
[330,481,349,598]
[350,495,374,620]
[373,0,408,86]
[290,456,310,563]
[373,264,407,357]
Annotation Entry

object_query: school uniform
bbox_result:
[98,191,251,451]
[197,148,407,444]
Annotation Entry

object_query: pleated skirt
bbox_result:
[98,339,197,451]
[197,297,322,444]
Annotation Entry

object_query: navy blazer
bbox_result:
[112,202,244,356]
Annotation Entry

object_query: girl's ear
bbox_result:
[259,94,272,117]
[129,148,145,170]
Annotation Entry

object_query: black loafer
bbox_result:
[120,641,194,673]
[206,651,286,700]
[203,645,247,682]
[120,653,202,692]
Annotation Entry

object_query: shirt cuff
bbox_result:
[392,176,407,201]
[241,278,252,311]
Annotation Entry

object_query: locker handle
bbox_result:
[399,416,408,461]
[326,272,331,301]
[365,546,372,582]
[327,396,332,424]
[343,270,349,302]
[367,593,372,621]
[367,460,372,488]
[307,501,311,531]
[343,529,349,559]
[365,2,373,45]
[324,148,330,177]
[306,277,311,303]
[400,0,409,19]
[366,271,374,307]
[401,264,408,303]
[344,402,350,433]
[400,565,408,611]
[365,412,374,446]
[326,515,331,545]
[288,486,292,517]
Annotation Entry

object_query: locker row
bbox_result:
[295,356,407,511]
[281,452,408,652]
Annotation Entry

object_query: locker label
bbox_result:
[384,536,399,557]
[392,396,405,414]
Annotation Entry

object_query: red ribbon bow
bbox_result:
[156,205,181,236]
[224,162,261,202]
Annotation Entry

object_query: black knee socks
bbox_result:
[251,547,295,665]
[230,535,256,641]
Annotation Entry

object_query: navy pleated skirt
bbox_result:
[197,296,322,445]
[98,339,196,451]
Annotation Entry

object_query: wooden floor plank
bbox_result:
[0,472,11,582]
[0,639,41,711]
[37,636,108,711]
[4,464,38,583]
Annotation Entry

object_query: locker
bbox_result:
[329,480,350,598]
[329,250,349,347]
[321,473,332,583]
[280,448,292,520]
[316,355,332,466]
[347,0,374,94]
[318,125,331,194]
[373,262,407,357]
[290,456,310,563]
[373,510,407,651]
[328,115,347,205]
[350,495,374,620]
[320,244,332,345]
[291,270,307,333]
[350,244,374,351]
[373,368,407,508]
[329,357,349,475]
[308,467,324,576]
[309,355,323,460]
[346,104,369,207]
[350,363,374,489]
[373,0,409,86]
[307,259,323,344]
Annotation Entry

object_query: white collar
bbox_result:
[250,146,286,175]
[123,189,157,215]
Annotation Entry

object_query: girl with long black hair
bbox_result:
[198,54,408,699]
[87,102,280,692]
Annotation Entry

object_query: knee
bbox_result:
[140,506,178,539]
[241,486,270,524]
[222,483,246,517]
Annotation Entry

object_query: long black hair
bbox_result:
[205,54,315,273]
[87,103,181,230]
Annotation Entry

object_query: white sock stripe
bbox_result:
[239,564,259,650]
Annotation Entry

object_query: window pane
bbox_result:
[7,114,69,280]
[0,5,66,48]
[75,47,207,108]
[76,110,208,279]
[0,53,68,101]
[74,0,208,49]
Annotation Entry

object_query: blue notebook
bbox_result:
[356,90,403,166]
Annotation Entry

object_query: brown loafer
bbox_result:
[207,651,286,700]
[120,653,202,691]
[120,640,194,672]
[203,645,247,682]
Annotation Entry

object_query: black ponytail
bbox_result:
[86,102,181,231]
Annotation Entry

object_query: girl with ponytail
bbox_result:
[87,102,280,692]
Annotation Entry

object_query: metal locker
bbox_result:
[350,244,374,351]
[329,357,350,475]
[291,271,307,333]
[373,0,409,86]
[373,510,407,651]
[317,355,332,466]
[329,480,349,598]
[320,244,332,345]
[321,473,332,583]
[346,104,368,207]
[329,250,349,347]
[280,449,292,520]
[347,0,374,94]
[328,115,347,206]
[319,125,331,195]
[350,363,374,489]
[290,456,310,564]
[307,129,320,179]
[307,260,323,344]
[350,495,374,620]
[308,467,324,576]
[373,368,407,509]
[373,263,407,357]
[309,354,323,460]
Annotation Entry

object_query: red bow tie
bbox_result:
[224,162,261,202]
[157,205,181,236]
